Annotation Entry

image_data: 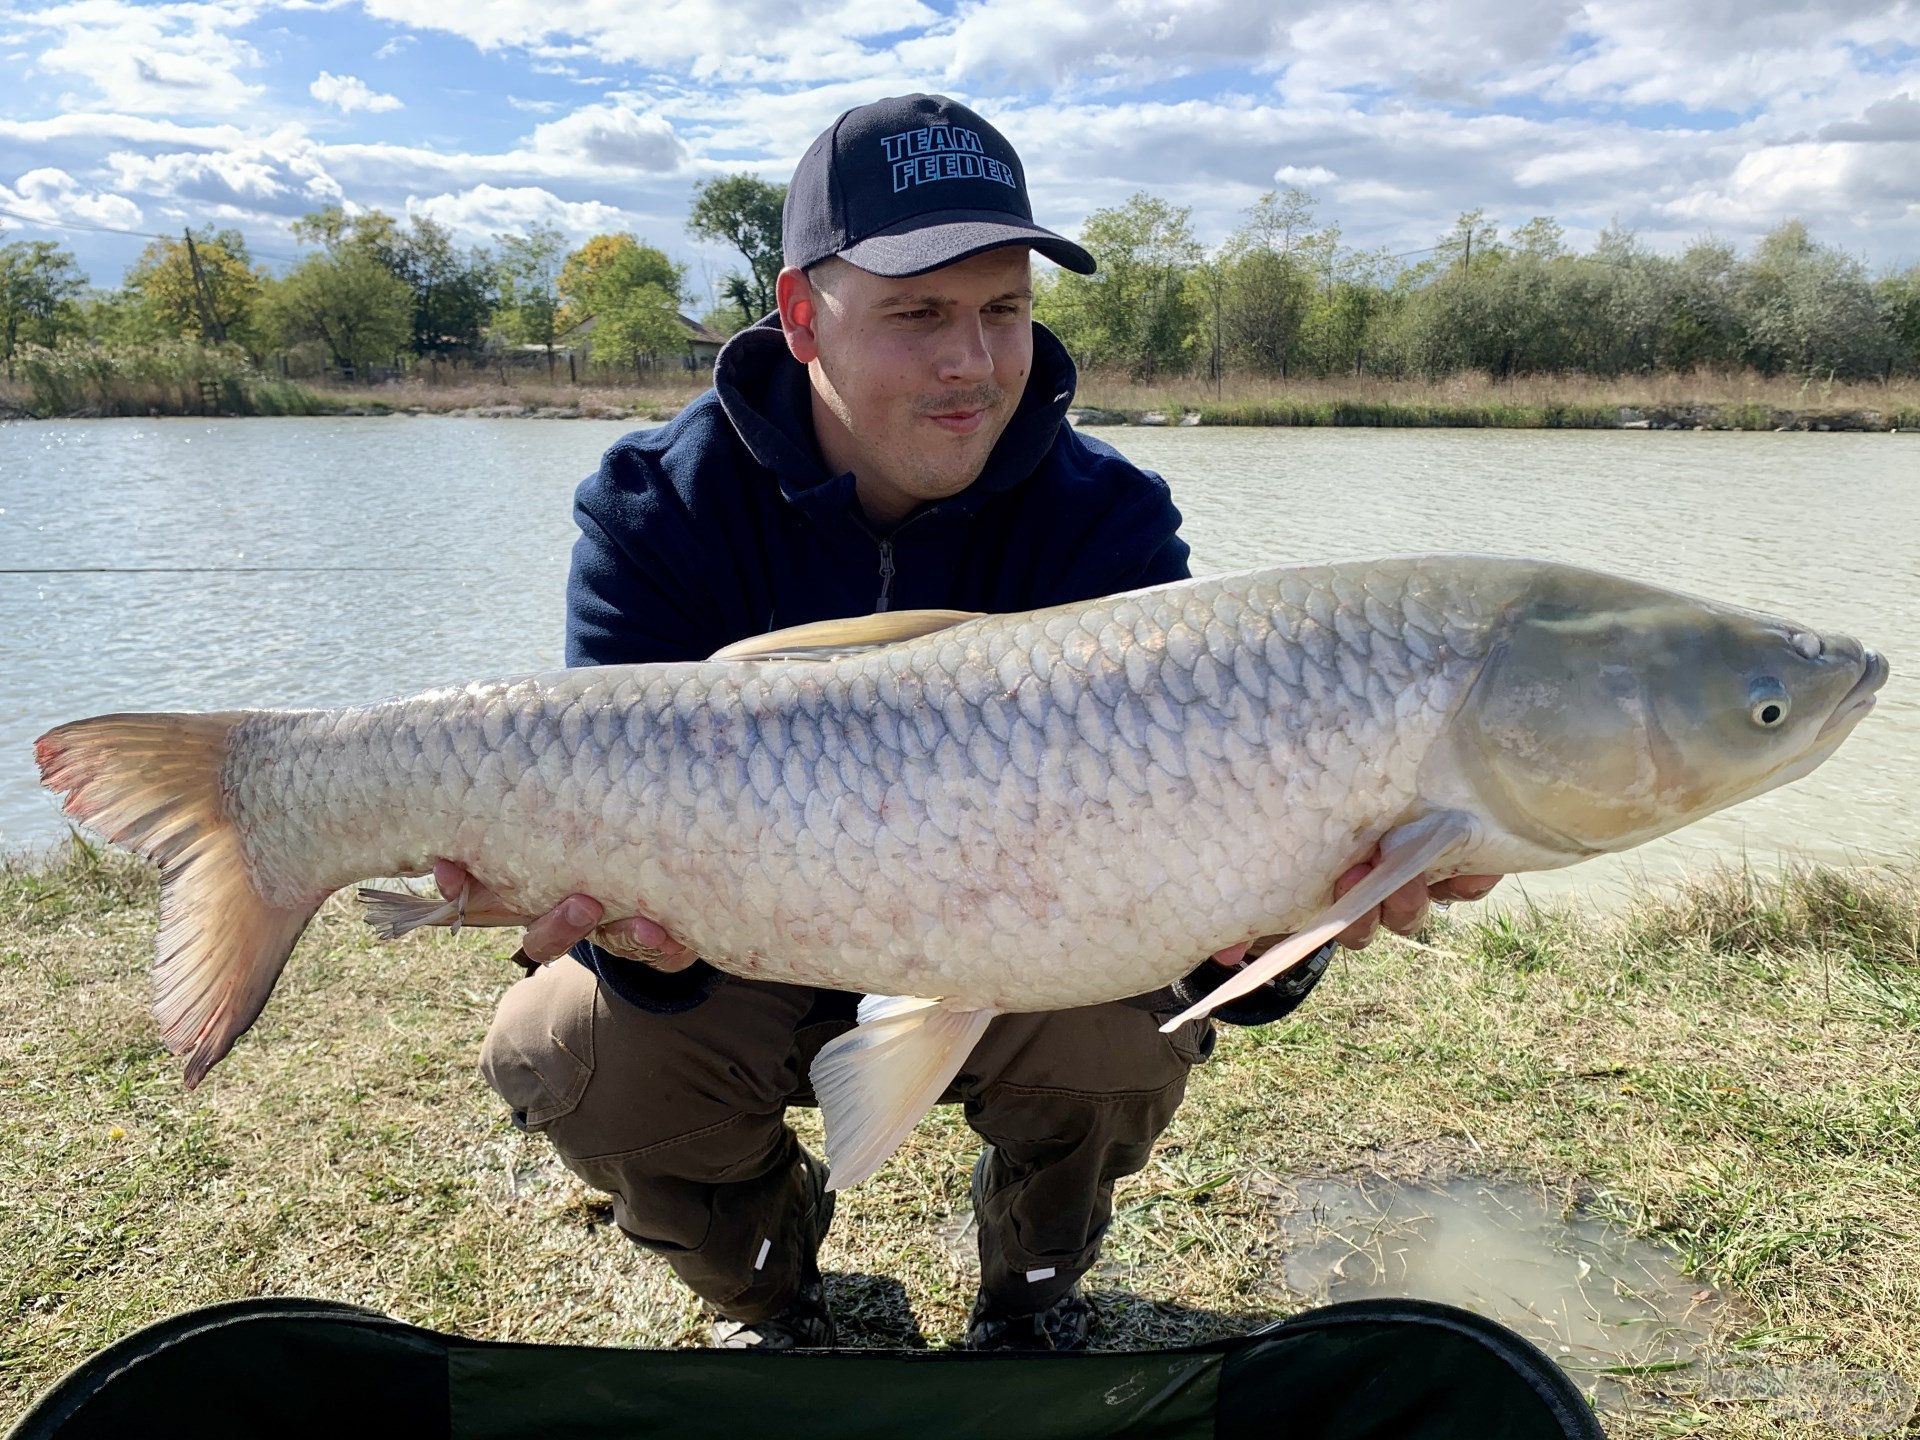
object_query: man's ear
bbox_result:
[776,266,819,364]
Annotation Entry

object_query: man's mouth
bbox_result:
[926,409,985,435]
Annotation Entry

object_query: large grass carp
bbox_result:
[35,555,1887,1187]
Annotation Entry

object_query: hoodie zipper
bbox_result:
[853,507,935,614]
[875,539,896,612]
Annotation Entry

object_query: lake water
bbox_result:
[1,417,1913,906]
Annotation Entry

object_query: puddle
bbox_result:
[1264,1174,1915,1435]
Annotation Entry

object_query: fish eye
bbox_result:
[1748,678,1791,728]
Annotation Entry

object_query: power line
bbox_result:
[0,203,304,263]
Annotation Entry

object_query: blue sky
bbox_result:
[1,0,1915,302]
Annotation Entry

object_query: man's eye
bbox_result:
[893,309,935,321]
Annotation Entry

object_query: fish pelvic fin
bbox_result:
[357,885,466,940]
[34,712,321,1088]
[811,995,996,1192]
[1159,809,1480,1031]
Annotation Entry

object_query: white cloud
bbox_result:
[15,0,266,115]
[0,166,143,229]
[358,0,937,82]
[508,96,563,114]
[1274,164,1337,186]
[1662,139,1920,229]
[104,128,345,217]
[310,71,403,113]
[404,183,634,240]
[528,102,686,170]
[371,33,413,59]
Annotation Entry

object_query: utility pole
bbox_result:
[1461,229,1472,275]
[183,228,227,343]
[1211,270,1222,400]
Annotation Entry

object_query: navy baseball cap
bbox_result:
[783,94,1096,278]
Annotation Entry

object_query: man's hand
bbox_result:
[432,859,699,971]
[1209,856,1504,966]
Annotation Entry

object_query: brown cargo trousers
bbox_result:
[480,955,1215,1323]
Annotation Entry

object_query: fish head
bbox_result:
[1449,568,1888,857]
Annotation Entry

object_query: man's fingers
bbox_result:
[1329,862,1379,949]
[1210,940,1253,968]
[1378,876,1432,937]
[431,859,528,924]
[592,918,700,972]
[520,894,604,965]
[1433,873,1503,903]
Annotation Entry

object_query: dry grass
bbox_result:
[327,373,707,420]
[1078,367,1920,414]
[2,842,1916,1437]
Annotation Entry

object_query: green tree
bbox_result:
[492,225,568,366]
[1734,221,1892,378]
[556,232,688,368]
[262,248,414,377]
[1435,208,1502,273]
[1035,193,1201,379]
[289,206,496,357]
[688,174,786,323]
[123,229,266,350]
[1879,264,1920,376]
[1214,190,1319,376]
[0,239,87,360]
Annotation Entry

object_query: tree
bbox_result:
[688,175,786,323]
[1734,221,1892,378]
[289,206,495,357]
[1035,193,1202,379]
[1879,264,1920,376]
[262,249,414,377]
[556,232,688,368]
[123,229,266,351]
[0,239,87,360]
[387,217,494,357]
[1214,191,1319,376]
[492,225,568,366]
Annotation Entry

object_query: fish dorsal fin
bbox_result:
[709,609,983,663]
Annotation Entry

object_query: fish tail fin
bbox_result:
[811,995,995,1191]
[35,712,321,1087]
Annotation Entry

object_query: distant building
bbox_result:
[533,312,729,371]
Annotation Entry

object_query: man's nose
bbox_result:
[936,316,995,384]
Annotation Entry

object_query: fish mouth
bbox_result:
[1819,648,1889,740]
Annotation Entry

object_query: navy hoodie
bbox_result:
[564,315,1332,1024]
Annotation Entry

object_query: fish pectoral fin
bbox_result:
[709,610,985,662]
[811,996,997,1192]
[1159,810,1480,1031]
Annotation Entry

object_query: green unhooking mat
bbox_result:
[8,1295,1606,1439]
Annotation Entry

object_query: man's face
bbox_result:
[785,248,1035,526]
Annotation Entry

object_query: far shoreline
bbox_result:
[5,367,1915,433]
[4,396,1911,433]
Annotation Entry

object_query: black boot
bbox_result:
[710,1148,838,1350]
[965,1282,1093,1352]
[963,1147,1093,1352]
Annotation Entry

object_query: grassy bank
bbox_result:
[1073,370,1920,431]
[7,356,1917,432]
[3,841,1915,1435]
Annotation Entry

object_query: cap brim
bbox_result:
[839,212,1096,277]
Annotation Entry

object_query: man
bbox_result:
[442,94,1501,1351]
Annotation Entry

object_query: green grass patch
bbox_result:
[2,341,331,419]
[2,850,1915,1437]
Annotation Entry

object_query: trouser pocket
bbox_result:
[479,956,598,1131]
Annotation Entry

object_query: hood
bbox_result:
[710,312,1081,524]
